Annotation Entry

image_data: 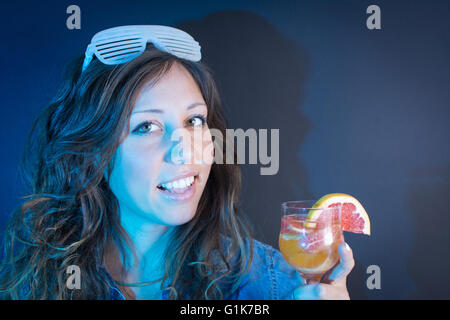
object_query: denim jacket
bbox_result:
[108,238,302,300]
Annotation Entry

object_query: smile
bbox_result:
[157,175,195,193]
[156,174,198,202]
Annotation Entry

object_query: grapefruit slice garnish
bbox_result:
[307,193,371,235]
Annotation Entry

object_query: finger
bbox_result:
[293,283,350,300]
[293,284,322,300]
[318,284,350,300]
[327,242,355,283]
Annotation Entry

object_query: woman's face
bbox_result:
[108,63,213,226]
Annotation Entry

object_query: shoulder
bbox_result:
[233,238,302,300]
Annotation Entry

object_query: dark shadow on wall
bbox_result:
[346,257,370,300]
[406,164,450,299]
[177,11,313,247]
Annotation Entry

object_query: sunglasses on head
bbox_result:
[82,25,202,72]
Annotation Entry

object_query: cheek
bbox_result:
[193,128,215,165]
[110,144,161,196]
[198,134,213,189]
[127,153,160,188]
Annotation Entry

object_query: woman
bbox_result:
[0,25,354,300]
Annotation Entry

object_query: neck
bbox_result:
[108,210,174,285]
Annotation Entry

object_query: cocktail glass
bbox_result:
[279,200,344,284]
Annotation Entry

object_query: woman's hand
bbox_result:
[292,242,354,300]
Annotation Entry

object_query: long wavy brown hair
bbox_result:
[0,46,254,299]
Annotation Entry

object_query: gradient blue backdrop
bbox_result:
[1,0,449,299]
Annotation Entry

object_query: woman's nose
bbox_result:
[164,137,193,165]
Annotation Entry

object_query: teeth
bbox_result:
[160,176,195,191]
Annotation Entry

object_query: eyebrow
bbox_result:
[132,102,207,114]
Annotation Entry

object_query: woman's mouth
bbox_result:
[156,175,197,202]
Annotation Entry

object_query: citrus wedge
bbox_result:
[307,193,371,235]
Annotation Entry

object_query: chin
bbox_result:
[162,209,197,226]
[151,200,197,223]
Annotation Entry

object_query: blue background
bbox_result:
[1,0,449,299]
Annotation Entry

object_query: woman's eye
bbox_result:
[188,115,206,128]
[133,122,162,135]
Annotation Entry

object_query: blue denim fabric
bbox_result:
[108,239,302,300]
[230,239,303,300]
